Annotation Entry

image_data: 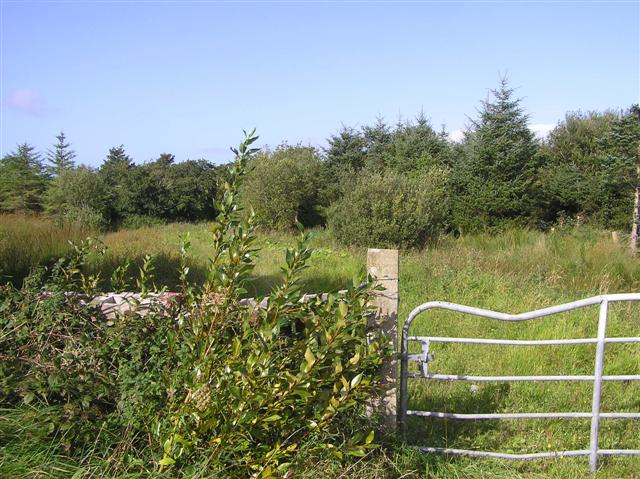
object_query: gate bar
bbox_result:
[589,300,608,472]
[408,411,640,420]
[408,373,640,381]
[416,447,640,460]
[408,336,640,345]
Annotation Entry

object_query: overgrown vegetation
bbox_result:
[3,222,640,477]
[0,132,390,478]
[328,169,449,248]
[240,144,324,230]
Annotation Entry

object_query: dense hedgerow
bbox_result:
[0,131,390,478]
[328,168,450,248]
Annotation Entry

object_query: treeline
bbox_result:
[0,135,220,229]
[1,78,639,247]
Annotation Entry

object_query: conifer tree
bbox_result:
[452,78,539,230]
[99,145,135,224]
[0,143,48,212]
[46,131,76,175]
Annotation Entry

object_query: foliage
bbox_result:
[382,113,451,173]
[240,144,323,230]
[452,78,540,231]
[538,106,640,229]
[4,225,640,478]
[98,145,136,225]
[160,131,387,477]
[46,131,76,176]
[44,166,109,230]
[1,132,389,478]
[328,168,450,248]
[125,155,219,223]
[5,81,639,239]
[0,239,178,451]
[0,143,49,213]
[119,214,166,230]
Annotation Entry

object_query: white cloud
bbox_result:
[529,123,555,139]
[448,129,465,143]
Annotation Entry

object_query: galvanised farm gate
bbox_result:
[398,294,640,473]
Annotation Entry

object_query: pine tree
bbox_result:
[0,143,48,212]
[99,145,135,224]
[46,131,76,175]
[452,78,539,230]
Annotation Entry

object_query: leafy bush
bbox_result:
[328,168,450,248]
[44,166,109,230]
[240,144,323,230]
[1,132,389,477]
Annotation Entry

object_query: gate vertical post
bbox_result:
[367,248,399,432]
[589,299,609,473]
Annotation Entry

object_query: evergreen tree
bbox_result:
[538,106,640,231]
[452,78,540,230]
[362,117,392,170]
[320,126,366,205]
[324,126,366,172]
[46,131,76,175]
[598,105,640,249]
[0,143,48,212]
[98,145,135,224]
[385,112,452,173]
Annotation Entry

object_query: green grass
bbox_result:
[2,219,640,477]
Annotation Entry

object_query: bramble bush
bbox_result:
[0,131,390,478]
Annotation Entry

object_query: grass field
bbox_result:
[1,216,640,477]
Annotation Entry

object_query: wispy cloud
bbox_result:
[5,89,46,115]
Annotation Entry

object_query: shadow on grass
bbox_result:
[245,273,355,298]
[405,382,510,449]
[92,252,209,291]
[92,254,354,298]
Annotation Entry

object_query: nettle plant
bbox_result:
[160,130,390,477]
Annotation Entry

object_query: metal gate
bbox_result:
[399,293,640,473]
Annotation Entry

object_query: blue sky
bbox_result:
[1,1,638,166]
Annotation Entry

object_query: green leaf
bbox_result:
[365,430,375,444]
[158,456,175,466]
[304,347,316,372]
[350,373,363,389]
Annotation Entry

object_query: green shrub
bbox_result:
[1,132,389,477]
[240,144,323,230]
[60,205,108,231]
[44,166,109,230]
[328,168,450,248]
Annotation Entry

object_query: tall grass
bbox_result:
[0,214,95,286]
